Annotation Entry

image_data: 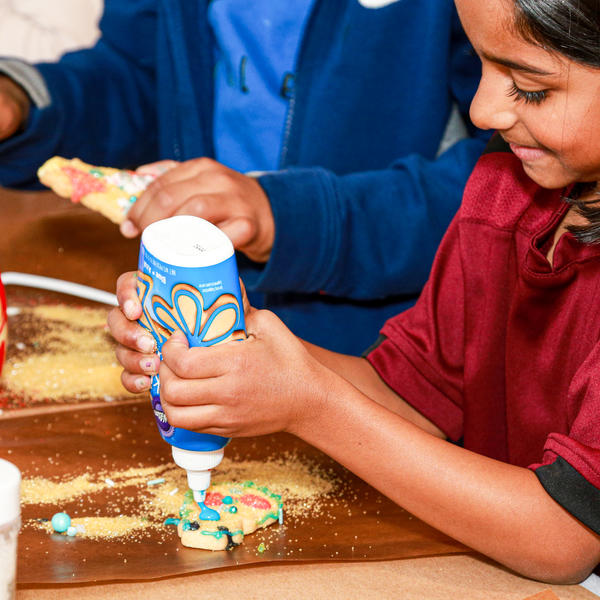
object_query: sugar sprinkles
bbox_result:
[23,454,340,542]
[1,305,143,407]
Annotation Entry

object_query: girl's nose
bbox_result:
[469,67,518,133]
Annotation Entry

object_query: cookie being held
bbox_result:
[177,482,283,551]
[37,156,159,224]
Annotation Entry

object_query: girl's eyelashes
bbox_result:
[507,81,548,105]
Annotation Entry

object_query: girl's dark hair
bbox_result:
[513,0,600,244]
[513,0,600,67]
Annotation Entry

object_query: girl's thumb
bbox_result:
[166,330,189,347]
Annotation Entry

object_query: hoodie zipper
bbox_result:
[278,0,319,169]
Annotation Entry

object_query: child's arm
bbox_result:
[0,2,159,188]
[302,340,445,439]
[107,273,600,583]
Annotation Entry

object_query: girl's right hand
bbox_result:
[158,305,336,439]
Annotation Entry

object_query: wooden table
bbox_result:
[2,188,596,600]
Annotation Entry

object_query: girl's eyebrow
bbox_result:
[481,51,555,76]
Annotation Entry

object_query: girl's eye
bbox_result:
[507,82,548,105]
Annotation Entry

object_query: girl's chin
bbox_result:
[521,162,572,190]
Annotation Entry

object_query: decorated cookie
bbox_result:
[37,156,159,224]
[176,482,282,551]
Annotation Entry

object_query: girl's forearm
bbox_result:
[292,379,600,583]
[303,340,444,437]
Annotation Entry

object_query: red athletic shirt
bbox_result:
[367,141,600,534]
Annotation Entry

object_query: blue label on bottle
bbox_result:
[137,243,245,451]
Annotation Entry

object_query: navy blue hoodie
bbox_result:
[0,0,488,354]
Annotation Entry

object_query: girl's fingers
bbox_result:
[244,306,285,339]
[159,356,242,407]
[161,331,240,379]
[120,370,152,394]
[161,401,230,436]
[115,271,142,320]
[107,306,155,353]
[115,344,159,376]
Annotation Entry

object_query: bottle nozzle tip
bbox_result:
[192,489,207,504]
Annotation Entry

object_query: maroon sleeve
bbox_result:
[531,343,600,534]
[366,214,466,441]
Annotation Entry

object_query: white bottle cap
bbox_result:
[171,445,225,499]
[141,215,234,268]
[0,459,21,526]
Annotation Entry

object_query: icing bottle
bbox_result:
[137,216,246,519]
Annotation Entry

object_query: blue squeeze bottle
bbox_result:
[137,216,245,513]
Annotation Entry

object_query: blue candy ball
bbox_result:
[51,512,71,533]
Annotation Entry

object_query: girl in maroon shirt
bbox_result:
[109,0,600,583]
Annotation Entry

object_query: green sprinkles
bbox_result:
[257,543,266,553]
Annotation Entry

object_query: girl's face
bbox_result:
[456,0,600,189]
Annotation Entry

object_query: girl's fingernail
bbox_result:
[136,377,151,391]
[140,357,157,374]
[137,335,156,353]
[123,300,137,320]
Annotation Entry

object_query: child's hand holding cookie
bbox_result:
[121,158,275,264]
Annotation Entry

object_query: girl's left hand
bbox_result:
[158,307,334,439]
[107,271,160,393]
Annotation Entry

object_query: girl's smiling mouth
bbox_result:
[508,142,548,163]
